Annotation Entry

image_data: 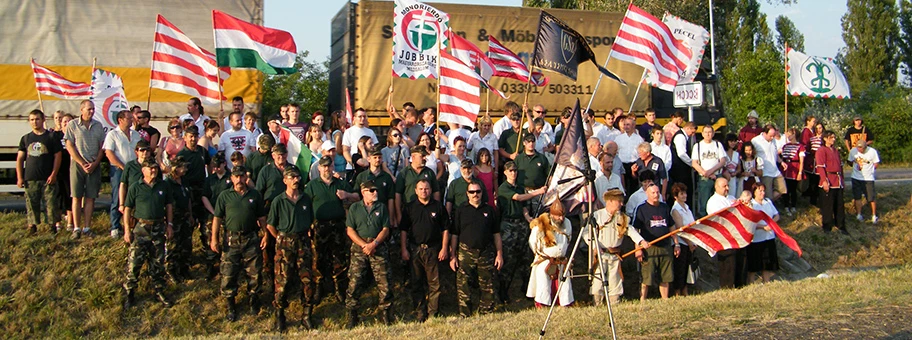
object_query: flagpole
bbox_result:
[784,42,789,130]
[485,89,489,116]
[585,5,631,115]
[627,70,648,114]
[435,30,443,147]
[31,58,45,112]
[620,203,734,259]
[516,57,537,153]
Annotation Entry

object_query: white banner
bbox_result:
[661,14,709,84]
[392,0,449,79]
[787,48,851,99]
[90,68,129,130]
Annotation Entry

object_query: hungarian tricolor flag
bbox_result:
[212,10,297,75]
[278,126,312,176]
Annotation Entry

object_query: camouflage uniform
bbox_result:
[498,219,531,300]
[312,220,349,299]
[274,233,316,309]
[345,242,392,310]
[456,243,497,316]
[165,178,193,277]
[24,181,59,226]
[124,219,168,292]
[220,230,262,298]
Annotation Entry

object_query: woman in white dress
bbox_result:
[527,202,574,307]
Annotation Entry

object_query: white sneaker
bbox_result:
[856,214,864,222]
[872,215,878,224]
[110,230,121,239]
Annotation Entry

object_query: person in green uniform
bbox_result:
[175,125,210,279]
[304,156,360,303]
[450,182,503,317]
[497,102,524,162]
[200,153,231,280]
[266,167,315,332]
[246,134,275,184]
[256,143,303,298]
[496,160,544,303]
[514,133,550,213]
[344,180,393,328]
[209,166,267,322]
[122,159,174,309]
[164,156,193,283]
[354,147,395,222]
[445,159,489,214]
[394,146,440,223]
[117,140,152,228]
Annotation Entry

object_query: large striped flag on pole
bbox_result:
[212,10,297,75]
[446,30,495,81]
[487,36,548,86]
[30,59,92,99]
[438,49,507,126]
[151,15,230,105]
[609,4,692,91]
[677,203,803,257]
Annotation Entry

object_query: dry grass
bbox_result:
[0,183,910,338]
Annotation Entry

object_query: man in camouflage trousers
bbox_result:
[303,156,359,303]
[265,166,315,332]
[164,156,193,283]
[450,182,503,317]
[210,166,267,322]
[122,159,174,309]
[201,153,232,280]
[344,180,393,328]
[496,161,543,303]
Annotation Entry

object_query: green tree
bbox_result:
[775,15,804,51]
[841,0,899,95]
[898,0,912,85]
[261,51,329,122]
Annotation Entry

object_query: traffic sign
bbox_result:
[673,81,703,108]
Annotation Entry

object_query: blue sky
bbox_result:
[264,0,846,62]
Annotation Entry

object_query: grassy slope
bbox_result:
[0,184,910,338]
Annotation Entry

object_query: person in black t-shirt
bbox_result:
[632,183,681,301]
[17,109,62,234]
[400,179,449,322]
[449,182,502,317]
[843,115,873,151]
[52,111,74,232]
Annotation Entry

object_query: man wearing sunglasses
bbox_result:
[118,140,153,233]
[450,181,503,317]
[496,160,544,304]
[344,180,393,328]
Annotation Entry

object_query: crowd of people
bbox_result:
[14,96,879,331]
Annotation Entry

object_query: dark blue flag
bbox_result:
[532,11,626,85]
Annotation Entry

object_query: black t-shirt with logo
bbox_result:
[19,130,61,181]
[844,126,873,147]
[632,201,675,247]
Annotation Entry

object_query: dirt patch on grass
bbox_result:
[706,305,912,340]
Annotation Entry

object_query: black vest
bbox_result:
[670,129,694,176]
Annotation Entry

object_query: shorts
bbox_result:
[69,161,102,199]
[746,238,779,272]
[851,178,876,202]
[641,245,674,286]
[761,176,787,198]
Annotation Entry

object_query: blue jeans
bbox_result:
[695,176,715,218]
[109,166,123,232]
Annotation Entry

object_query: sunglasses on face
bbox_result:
[534,110,544,113]
[364,188,377,193]
[467,190,482,194]
[170,125,181,130]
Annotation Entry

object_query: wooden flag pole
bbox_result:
[435,31,443,147]
[784,42,789,130]
[485,89,489,116]
[619,203,734,259]
[32,58,45,112]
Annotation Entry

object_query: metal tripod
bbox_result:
[537,174,619,340]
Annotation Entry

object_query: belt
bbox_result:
[826,171,842,174]
[277,231,307,238]
[316,218,344,224]
[136,218,163,224]
[227,230,256,237]
[603,247,621,255]
[503,218,524,223]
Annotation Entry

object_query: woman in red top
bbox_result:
[780,128,805,215]
[474,148,497,207]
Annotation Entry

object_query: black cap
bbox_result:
[359,180,377,190]
[522,133,536,143]
[231,166,248,176]
[283,166,301,178]
[184,125,200,136]
[318,155,333,166]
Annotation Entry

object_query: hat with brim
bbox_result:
[359,180,377,190]
[318,155,333,166]
[747,110,759,119]
[231,166,248,176]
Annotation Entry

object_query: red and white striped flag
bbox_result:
[344,89,353,127]
[151,15,229,105]
[438,50,491,126]
[677,203,803,257]
[31,59,92,99]
[609,4,692,91]
[447,31,495,81]
[487,36,548,86]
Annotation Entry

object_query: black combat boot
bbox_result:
[155,291,173,308]
[345,309,359,329]
[275,308,287,332]
[381,308,392,326]
[206,264,219,281]
[226,297,237,322]
[301,306,314,330]
[123,289,135,309]
[249,295,261,315]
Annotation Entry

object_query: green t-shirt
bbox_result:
[166,177,191,214]
[498,128,521,155]
[303,177,354,221]
[246,150,273,184]
[497,181,527,219]
[214,188,266,232]
[445,177,489,209]
[267,191,314,235]
[514,151,550,188]
[203,172,233,202]
[354,169,395,204]
[395,166,440,204]
[125,179,173,220]
[120,159,144,192]
[256,163,302,202]
[176,145,209,187]
[345,201,389,239]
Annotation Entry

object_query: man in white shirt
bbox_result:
[522,104,554,141]
[492,102,522,140]
[595,153,625,206]
[219,112,255,169]
[614,115,645,195]
[178,97,210,133]
[848,139,880,223]
[670,122,696,207]
[751,125,787,202]
[587,137,603,179]
[220,96,258,131]
[341,108,379,168]
[592,110,621,145]
[704,177,745,289]
[691,125,728,218]
[103,110,141,238]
